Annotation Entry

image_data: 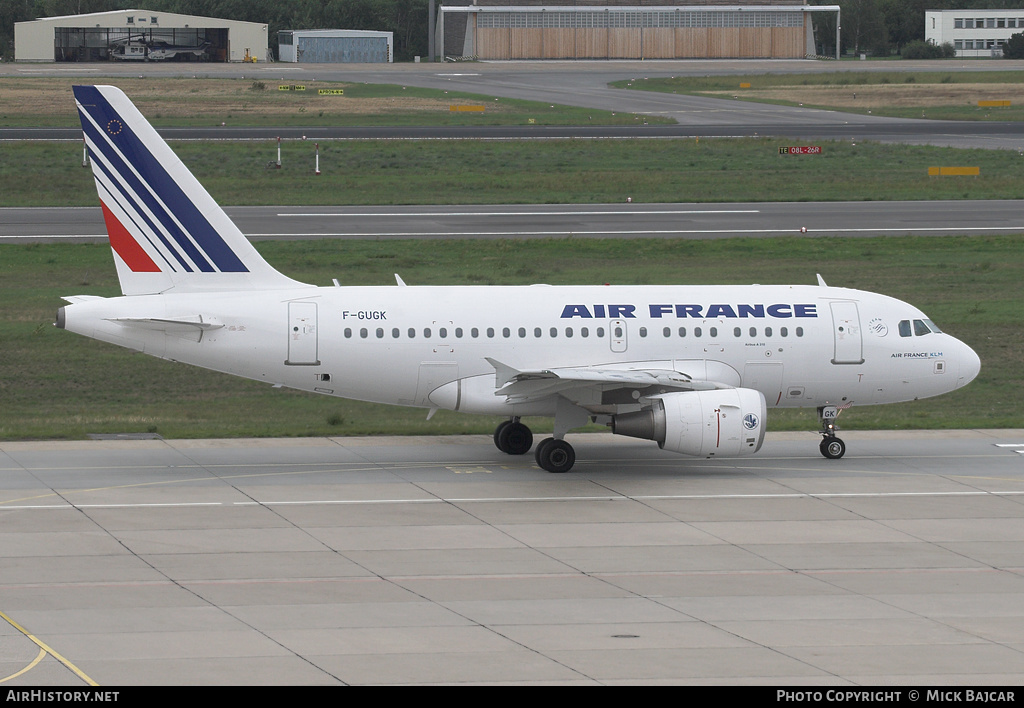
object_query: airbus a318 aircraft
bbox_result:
[57,85,981,473]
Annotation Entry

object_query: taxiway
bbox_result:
[3,431,1024,685]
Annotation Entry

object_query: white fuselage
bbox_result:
[60,282,980,418]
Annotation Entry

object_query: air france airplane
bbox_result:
[57,85,981,473]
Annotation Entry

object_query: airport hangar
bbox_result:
[436,0,839,60]
[13,9,268,63]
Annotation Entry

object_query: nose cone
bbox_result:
[957,340,981,388]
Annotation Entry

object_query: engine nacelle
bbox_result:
[611,388,766,458]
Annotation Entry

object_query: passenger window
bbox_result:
[899,320,912,337]
[678,327,686,337]
[749,327,757,337]
[638,327,646,338]
[550,327,558,338]
[376,328,384,338]
[566,327,573,338]
[518,327,526,338]
[781,327,788,337]
[471,328,479,338]
[360,328,368,338]
[694,327,702,338]
[344,328,352,338]
[664,327,672,338]
[709,327,717,337]
[734,327,741,337]
[408,328,415,339]
[534,327,542,338]
[796,327,804,337]
[455,328,463,338]
[581,327,589,338]
[392,328,400,338]
[502,327,510,338]
[597,327,605,337]
[765,327,772,337]
[487,328,495,338]
[439,328,448,338]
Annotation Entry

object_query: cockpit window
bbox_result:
[900,318,942,337]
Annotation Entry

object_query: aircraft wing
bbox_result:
[485,357,729,405]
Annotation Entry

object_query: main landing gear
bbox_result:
[818,406,846,460]
[493,417,577,473]
[493,418,532,456]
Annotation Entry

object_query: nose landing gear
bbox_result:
[820,433,846,459]
[818,405,847,459]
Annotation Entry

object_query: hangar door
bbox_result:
[54,27,227,62]
[297,36,390,63]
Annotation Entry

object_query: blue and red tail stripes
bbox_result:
[73,85,308,295]
[75,85,247,274]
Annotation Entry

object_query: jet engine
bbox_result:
[611,389,766,458]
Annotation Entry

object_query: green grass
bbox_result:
[3,73,1022,439]
[615,70,1024,92]
[612,70,1024,121]
[5,138,1024,208]
[1,235,1020,440]
[0,76,667,128]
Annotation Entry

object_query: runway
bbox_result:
[3,430,1024,685]
[3,200,1023,243]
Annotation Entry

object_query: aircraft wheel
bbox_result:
[534,437,553,466]
[493,420,512,452]
[820,437,846,460]
[536,438,575,473]
[499,421,533,456]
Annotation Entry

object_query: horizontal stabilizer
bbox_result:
[62,295,106,304]
[109,315,223,333]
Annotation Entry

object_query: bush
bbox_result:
[1003,33,1024,59]
[901,40,955,59]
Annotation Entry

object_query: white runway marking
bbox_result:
[5,488,1024,511]
[278,209,761,217]
[7,226,1020,241]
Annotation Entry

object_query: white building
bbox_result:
[15,9,268,62]
[925,9,1024,57]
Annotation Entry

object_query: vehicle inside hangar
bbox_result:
[54,26,228,62]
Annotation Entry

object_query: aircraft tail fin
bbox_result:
[73,85,308,296]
